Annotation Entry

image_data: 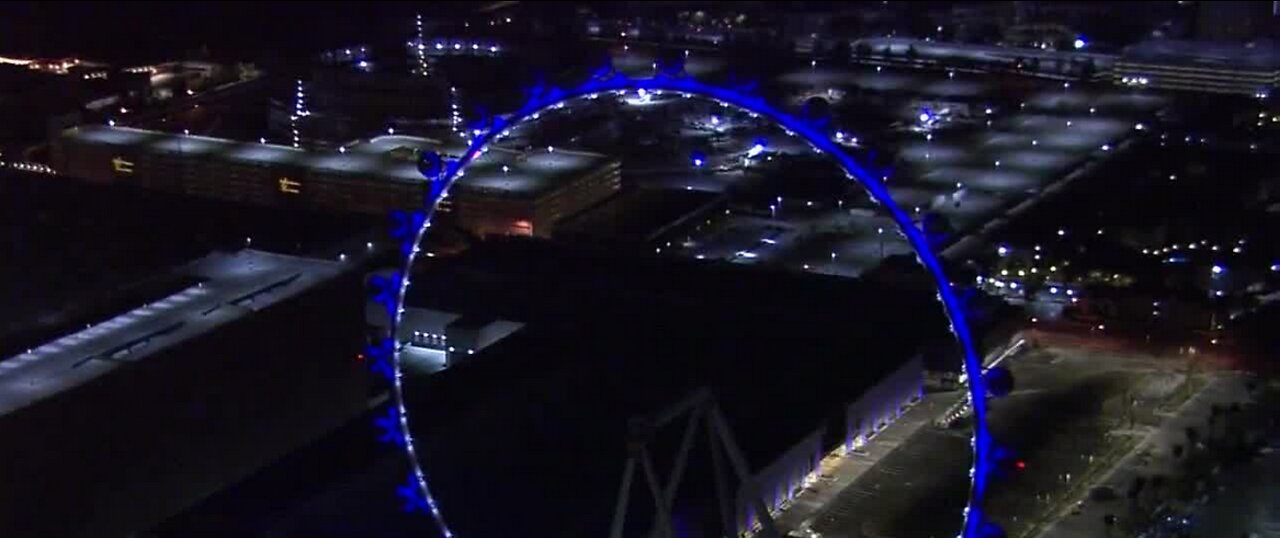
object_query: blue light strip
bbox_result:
[375,68,996,538]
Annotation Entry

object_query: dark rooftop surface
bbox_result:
[0,249,342,417]
[1122,39,1280,70]
[0,170,375,356]
[400,238,950,537]
[556,187,725,243]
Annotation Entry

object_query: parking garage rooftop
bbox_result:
[1122,39,1280,70]
[0,249,343,417]
[62,126,615,197]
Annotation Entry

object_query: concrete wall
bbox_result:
[736,425,826,535]
[844,355,924,452]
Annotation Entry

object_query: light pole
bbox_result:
[878,227,885,259]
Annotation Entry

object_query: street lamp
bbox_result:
[878,227,885,258]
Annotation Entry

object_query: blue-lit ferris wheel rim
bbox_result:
[375,67,996,538]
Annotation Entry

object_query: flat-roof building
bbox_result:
[0,249,373,537]
[50,126,620,236]
[444,146,622,238]
[365,278,525,373]
[1113,39,1280,95]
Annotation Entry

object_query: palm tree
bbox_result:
[1208,404,1224,444]
[1149,474,1168,509]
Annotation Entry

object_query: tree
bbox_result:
[905,45,919,62]
[1151,474,1168,504]
[1209,404,1224,442]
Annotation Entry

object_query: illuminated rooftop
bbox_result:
[0,249,343,417]
[62,126,615,197]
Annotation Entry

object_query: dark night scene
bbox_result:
[2,2,1279,538]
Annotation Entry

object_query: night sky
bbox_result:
[0,2,472,63]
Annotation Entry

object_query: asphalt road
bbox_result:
[1036,373,1253,538]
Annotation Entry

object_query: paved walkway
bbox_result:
[1035,372,1251,538]
[771,390,963,535]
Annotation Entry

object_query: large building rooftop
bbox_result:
[1122,39,1280,70]
[61,126,616,198]
[0,249,343,417]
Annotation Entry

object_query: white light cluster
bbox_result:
[415,14,428,76]
[291,79,309,148]
[5,161,57,175]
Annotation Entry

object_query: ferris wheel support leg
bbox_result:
[710,404,782,538]
[608,458,637,538]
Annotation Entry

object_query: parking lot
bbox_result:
[656,66,1169,278]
